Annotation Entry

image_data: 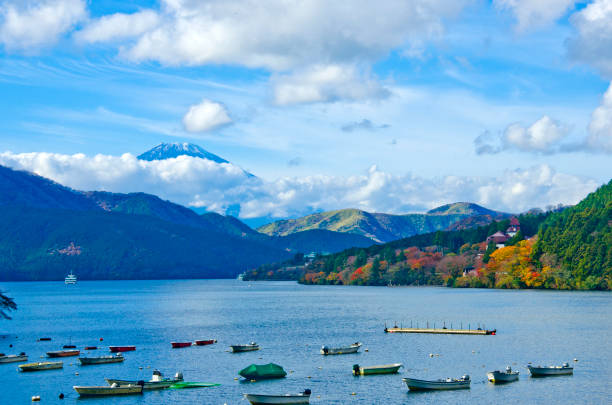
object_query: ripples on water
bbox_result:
[1,280,611,404]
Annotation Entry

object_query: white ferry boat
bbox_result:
[65,272,77,284]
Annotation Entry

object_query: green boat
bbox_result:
[353,363,403,376]
[169,382,220,389]
[239,363,287,380]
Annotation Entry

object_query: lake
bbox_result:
[1,280,611,404]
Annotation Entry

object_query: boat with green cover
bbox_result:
[239,363,287,380]
[353,363,402,375]
[170,382,221,389]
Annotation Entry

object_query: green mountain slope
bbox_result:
[258,203,511,243]
[533,179,612,288]
[0,206,290,281]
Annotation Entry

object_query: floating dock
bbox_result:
[384,326,496,335]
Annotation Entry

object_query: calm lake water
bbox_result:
[1,280,611,404]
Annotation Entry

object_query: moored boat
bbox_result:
[19,361,63,371]
[527,363,573,376]
[170,381,221,389]
[0,353,28,363]
[171,342,192,348]
[403,375,471,391]
[239,363,287,380]
[487,366,519,383]
[353,363,402,376]
[109,345,136,352]
[84,346,98,350]
[47,349,80,357]
[74,384,143,396]
[244,389,311,405]
[231,342,259,352]
[106,370,183,390]
[79,354,124,365]
[195,339,217,346]
[320,342,361,355]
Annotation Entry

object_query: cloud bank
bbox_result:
[0,152,599,218]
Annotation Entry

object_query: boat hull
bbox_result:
[74,385,142,396]
[105,378,179,390]
[79,355,124,365]
[109,346,136,352]
[321,343,361,355]
[47,350,79,358]
[0,355,28,363]
[354,363,402,375]
[19,362,63,371]
[171,342,192,348]
[403,377,470,391]
[487,371,519,383]
[244,393,310,404]
[195,339,216,346]
[231,345,259,352]
[527,366,573,376]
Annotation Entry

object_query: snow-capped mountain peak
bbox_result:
[137,143,229,164]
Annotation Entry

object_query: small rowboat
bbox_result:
[63,345,76,349]
[84,346,98,350]
[321,342,361,355]
[527,363,573,376]
[171,342,192,348]
[403,375,471,391]
[19,361,63,371]
[74,384,143,396]
[231,342,259,352]
[47,349,80,358]
[106,370,183,390]
[109,345,136,353]
[0,353,28,363]
[79,354,124,365]
[170,381,221,389]
[239,363,287,380]
[487,366,519,383]
[195,339,217,346]
[244,389,311,405]
[353,363,402,376]
[38,337,52,341]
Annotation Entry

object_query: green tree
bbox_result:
[483,242,496,263]
[1,292,16,320]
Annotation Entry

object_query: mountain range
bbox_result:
[0,142,520,281]
[258,203,511,243]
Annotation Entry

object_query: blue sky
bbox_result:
[0,0,610,219]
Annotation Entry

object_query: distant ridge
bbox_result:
[258,203,512,243]
[137,142,229,163]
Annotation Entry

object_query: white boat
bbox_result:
[353,363,402,375]
[65,272,77,284]
[320,342,361,355]
[403,375,471,391]
[74,383,143,396]
[79,354,124,365]
[19,361,63,371]
[0,353,27,363]
[106,370,183,390]
[487,366,519,383]
[231,342,260,352]
[527,363,573,376]
[244,389,311,404]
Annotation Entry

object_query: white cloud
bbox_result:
[586,81,612,152]
[0,152,598,218]
[0,0,86,52]
[568,0,612,77]
[495,0,575,32]
[272,64,390,105]
[182,99,232,132]
[74,10,159,44]
[80,0,466,70]
[476,115,570,154]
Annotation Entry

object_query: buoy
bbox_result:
[317,366,322,369]
[75,372,79,375]
[307,376,311,378]
[472,350,475,353]
[99,338,103,341]
[9,344,12,347]
[31,396,40,402]
[59,393,64,399]
[365,348,369,352]
[429,353,433,357]
[573,358,578,362]
[234,377,238,380]
[351,392,356,395]
[139,366,143,369]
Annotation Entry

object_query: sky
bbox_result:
[0,0,611,221]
